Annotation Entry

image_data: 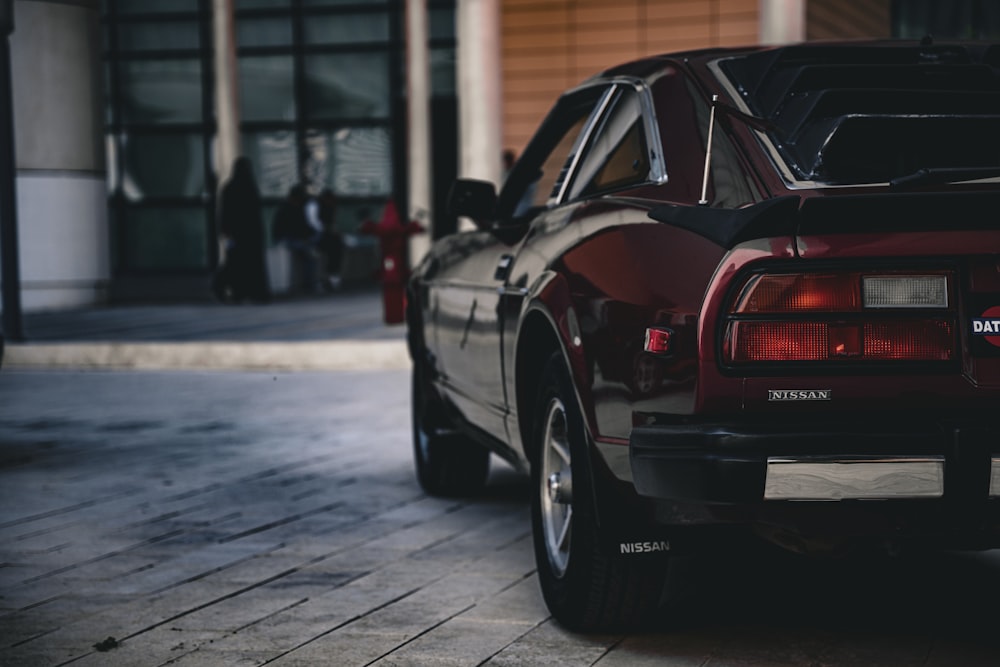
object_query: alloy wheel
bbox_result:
[540,396,573,578]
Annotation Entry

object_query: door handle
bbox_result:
[494,254,514,281]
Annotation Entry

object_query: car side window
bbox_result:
[521,114,590,213]
[499,87,613,220]
[568,86,650,199]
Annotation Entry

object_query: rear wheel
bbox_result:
[530,352,666,632]
[411,362,490,497]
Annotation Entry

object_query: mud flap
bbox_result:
[584,440,676,563]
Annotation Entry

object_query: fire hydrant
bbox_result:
[360,199,424,324]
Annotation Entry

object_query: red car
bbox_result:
[405,39,1000,632]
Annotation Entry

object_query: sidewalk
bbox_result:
[2,287,411,371]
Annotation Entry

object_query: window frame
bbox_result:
[497,78,668,224]
[566,84,654,200]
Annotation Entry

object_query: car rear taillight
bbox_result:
[734,273,860,313]
[723,271,955,365]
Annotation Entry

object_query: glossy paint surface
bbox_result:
[409,43,1000,478]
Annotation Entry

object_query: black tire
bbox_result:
[530,352,666,632]
[411,361,490,497]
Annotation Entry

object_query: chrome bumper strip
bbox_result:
[764,456,945,501]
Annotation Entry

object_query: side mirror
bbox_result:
[447,179,497,228]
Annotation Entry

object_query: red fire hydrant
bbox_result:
[360,199,424,324]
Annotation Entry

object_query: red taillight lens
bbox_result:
[729,322,829,362]
[724,270,955,365]
[644,327,673,354]
[864,320,953,360]
[735,273,861,313]
[828,324,863,357]
[728,320,954,363]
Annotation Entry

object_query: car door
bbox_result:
[431,226,524,440]
[433,85,617,443]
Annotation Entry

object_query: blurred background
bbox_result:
[2,0,999,312]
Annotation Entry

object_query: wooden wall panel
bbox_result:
[500,0,763,154]
[498,0,895,156]
[807,0,891,40]
[503,31,572,50]
[718,0,758,15]
[575,3,641,25]
[502,4,570,31]
[718,13,761,44]
[643,19,714,52]
[646,0,721,22]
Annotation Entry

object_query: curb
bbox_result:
[3,341,411,372]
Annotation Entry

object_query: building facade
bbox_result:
[101,0,457,301]
[3,0,997,310]
[9,0,106,311]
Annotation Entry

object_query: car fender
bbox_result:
[515,270,647,542]
[517,270,594,440]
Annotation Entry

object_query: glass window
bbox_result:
[121,133,206,199]
[108,201,120,273]
[893,0,1000,39]
[237,17,294,47]
[304,52,390,119]
[242,131,299,197]
[303,0,389,6]
[103,64,113,125]
[303,12,390,45]
[524,116,588,211]
[119,59,203,124]
[239,55,296,121]
[117,21,200,52]
[570,88,649,199]
[499,88,610,219]
[261,203,279,243]
[104,0,410,288]
[335,200,382,233]
[430,47,455,95]
[429,7,455,39]
[305,127,393,197]
[117,0,199,14]
[236,0,291,8]
[125,207,209,270]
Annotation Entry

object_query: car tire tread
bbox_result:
[411,361,490,497]
[530,351,666,632]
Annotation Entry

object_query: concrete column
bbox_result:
[10,0,108,311]
[0,0,22,338]
[456,0,502,230]
[406,0,432,267]
[759,0,806,45]
[213,0,241,184]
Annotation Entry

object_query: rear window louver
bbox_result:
[719,43,1000,184]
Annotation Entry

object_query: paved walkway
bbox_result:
[3,370,999,666]
[4,293,1000,665]
[4,289,409,371]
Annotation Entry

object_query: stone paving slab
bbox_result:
[17,292,395,343]
[2,369,1000,667]
[7,289,407,372]
[3,340,409,372]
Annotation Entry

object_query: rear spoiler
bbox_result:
[648,191,1000,248]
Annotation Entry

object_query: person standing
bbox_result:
[273,184,321,294]
[213,157,270,303]
[315,188,344,290]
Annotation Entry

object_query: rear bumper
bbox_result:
[630,415,999,505]
[762,455,944,500]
